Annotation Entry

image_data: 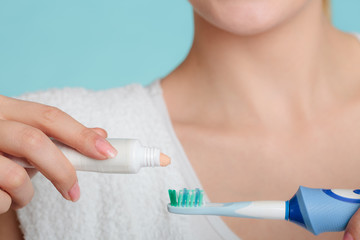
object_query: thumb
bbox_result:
[344,209,360,240]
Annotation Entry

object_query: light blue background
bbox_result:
[1,0,359,97]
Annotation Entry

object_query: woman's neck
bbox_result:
[162,1,360,129]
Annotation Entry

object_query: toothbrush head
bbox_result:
[167,188,221,215]
[168,188,204,207]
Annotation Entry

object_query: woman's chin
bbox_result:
[192,0,313,36]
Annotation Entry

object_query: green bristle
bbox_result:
[168,189,176,206]
[199,190,204,207]
[174,190,178,205]
[186,190,190,207]
[189,190,195,207]
[168,188,204,208]
[183,188,188,207]
[172,190,177,206]
[178,190,183,207]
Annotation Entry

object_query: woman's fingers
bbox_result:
[1,97,116,159]
[344,209,360,240]
[0,96,112,206]
[90,128,108,138]
[0,189,11,214]
[0,155,33,211]
[0,120,78,202]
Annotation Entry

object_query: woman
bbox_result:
[1,0,360,239]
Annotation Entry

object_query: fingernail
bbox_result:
[95,138,117,158]
[68,181,80,202]
[343,232,354,240]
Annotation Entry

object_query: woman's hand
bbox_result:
[0,95,117,214]
[344,210,360,240]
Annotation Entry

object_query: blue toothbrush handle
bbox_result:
[288,186,360,235]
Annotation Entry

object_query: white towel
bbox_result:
[16,81,240,240]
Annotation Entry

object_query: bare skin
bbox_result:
[0,209,23,240]
[162,1,360,239]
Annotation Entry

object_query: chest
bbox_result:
[175,119,360,239]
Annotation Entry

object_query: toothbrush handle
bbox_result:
[170,201,287,219]
[290,186,360,235]
[225,201,287,220]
